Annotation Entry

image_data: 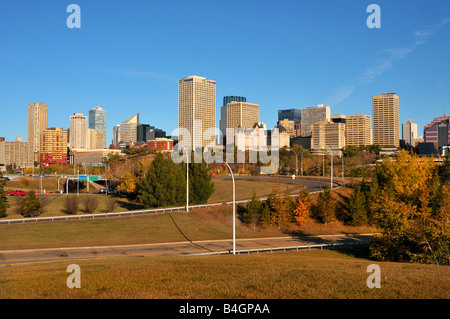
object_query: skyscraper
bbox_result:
[69,113,88,149]
[178,75,216,150]
[372,93,399,147]
[220,96,246,137]
[89,106,107,138]
[301,104,330,137]
[402,119,418,146]
[226,101,259,132]
[28,102,48,162]
[112,113,139,146]
[424,115,450,151]
[278,109,301,124]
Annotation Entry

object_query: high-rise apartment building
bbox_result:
[89,106,107,146]
[226,101,259,132]
[0,137,34,168]
[178,75,216,149]
[311,119,346,154]
[69,113,88,149]
[40,128,68,166]
[112,113,139,147]
[28,102,48,162]
[220,96,246,137]
[402,119,418,147]
[346,113,372,146]
[372,93,399,147]
[301,104,331,137]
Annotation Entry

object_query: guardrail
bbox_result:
[0,182,344,225]
[185,241,370,256]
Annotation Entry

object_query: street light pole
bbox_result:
[301,150,306,176]
[325,146,333,189]
[286,148,298,176]
[220,161,236,255]
[182,146,189,212]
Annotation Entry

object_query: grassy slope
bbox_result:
[0,248,448,299]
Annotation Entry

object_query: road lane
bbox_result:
[0,234,372,266]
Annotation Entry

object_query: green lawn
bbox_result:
[0,248,448,299]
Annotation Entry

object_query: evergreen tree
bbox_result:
[189,161,214,205]
[346,181,370,226]
[0,174,8,218]
[311,187,336,224]
[21,191,42,217]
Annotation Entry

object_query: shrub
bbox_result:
[64,196,79,215]
[106,198,117,212]
[84,196,98,214]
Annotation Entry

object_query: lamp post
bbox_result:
[182,146,189,212]
[325,146,333,189]
[300,149,307,176]
[219,161,236,255]
[286,148,298,176]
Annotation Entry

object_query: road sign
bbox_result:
[78,175,87,181]
[89,176,99,181]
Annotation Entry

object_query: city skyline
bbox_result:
[0,1,449,145]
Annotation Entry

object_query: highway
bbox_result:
[0,233,372,267]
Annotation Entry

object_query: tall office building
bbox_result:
[69,113,88,149]
[301,104,330,137]
[278,109,302,124]
[112,113,139,146]
[372,93,399,147]
[40,127,68,166]
[178,75,216,149]
[346,113,372,146]
[89,106,107,146]
[0,137,34,168]
[28,102,48,162]
[402,119,418,146]
[424,115,450,150]
[226,101,259,132]
[220,96,246,137]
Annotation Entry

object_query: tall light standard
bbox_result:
[182,146,189,212]
[325,146,333,189]
[218,160,236,255]
[300,149,307,176]
[286,148,298,176]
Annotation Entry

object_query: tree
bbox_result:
[292,185,312,226]
[311,187,336,224]
[64,196,79,215]
[345,181,370,225]
[0,174,8,218]
[270,188,294,229]
[84,196,98,214]
[189,161,214,205]
[369,150,449,265]
[240,192,263,230]
[21,191,42,217]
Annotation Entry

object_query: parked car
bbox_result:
[1,177,10,182]
[8,190,27,196]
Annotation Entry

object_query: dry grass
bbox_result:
[0,248,448,299]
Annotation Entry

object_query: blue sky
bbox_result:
[1,0,449,145]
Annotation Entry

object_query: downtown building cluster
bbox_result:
[1,75,449,172]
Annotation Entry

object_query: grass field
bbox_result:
[0,248,448,299]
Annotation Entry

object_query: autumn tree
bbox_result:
[369,150,449,265]
[292,185,312,226]
[270,187,294,229]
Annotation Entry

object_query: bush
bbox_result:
[311,188,337,224]
[64,196,79,215]
[106,198,117,212]
[20,191,42,217]
[84,196,98,214]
